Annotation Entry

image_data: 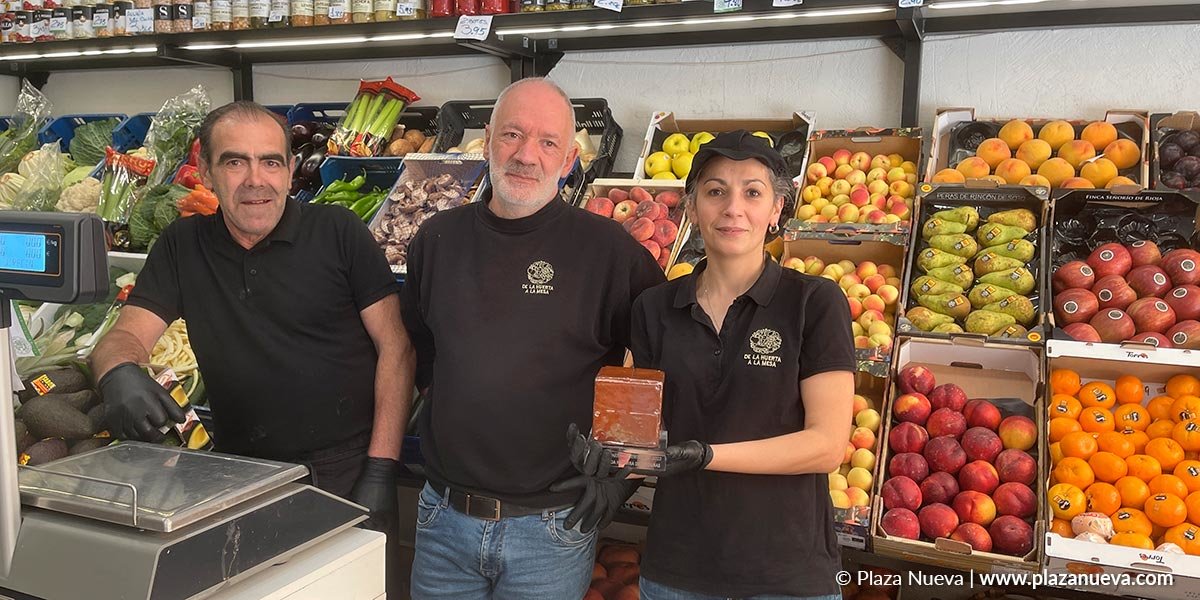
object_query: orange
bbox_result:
[1175,460,1200,493]
[1114,404,1151,432]
[1121,429,1150,454]
[1174,420,1200,451]
[1048,483,1087,520]
[1050,442,1064,465]
[1097,431,1137,458]
[1050,518,1074,538]
[1115,375,1145,405]
[1085,482,1122,515]
[1112,507,1154,536]
[1148,419,1177,440]
[1079,381,1117,409]
[1187,492,1200,525]
[1110,533,1155,550]
[1150,474,1191,499]
[1149,395,1176,421]
[1089,452,1128,483]
[1164,522,1200,554]
[1146,438,1186,472]
[1055,457,1096,489]
[1170,396,1200,423]
[1060,431,1099,461]
[1166,374,1200,400]
[1079,407,1116,434]
[1116,476,1151,508]
[1049,394,1083,420]
[1051,369,1082,396]
[1145,493,1188,527]
[1127,455,1163,482]
[1050,417,1084,443]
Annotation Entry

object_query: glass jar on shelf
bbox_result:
[268,0,287,26]
[208,0,228,27]
[426,0,448,16]
[230,0,247,27]
[326,0,349,22]
[349,0,368,21]
[371,0,392,21]
[518,0,540,11]
[172,0,192,31]
[247,0,266,28]
[289,0,310,24]
[453,0,475,15]
[311,0,327,23]
[479,0,505,14]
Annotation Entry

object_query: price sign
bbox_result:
[594,0,621,12]
[898,0,922,6]
[126,7,153,31]
[328,5,344,18]
[396,2,414,15]
[713,0,740,13]
[771,0,800,6]
[192,15,207,27]
[454,14,491,40]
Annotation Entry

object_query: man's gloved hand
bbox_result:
[549,466,637,534]
[99,362,186,442]
[350,457,400,533]
[659,440,714,477]
[565,422,614,477]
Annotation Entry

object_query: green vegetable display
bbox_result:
[129,184,188,251]
[144,86,210,188]
[0,82,52,175]
[69,118,122,168]
[312,174,387,222]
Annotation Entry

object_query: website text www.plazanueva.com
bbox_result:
[837,569,1175,590]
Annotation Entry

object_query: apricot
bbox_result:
[1039,120,1076,151]
[1019,174,1052,188]
[956,157,991,179]
[1104,139,1142,170]
[932,168,966,184]
[1016,139,1053,170]
[1081,121,1119,152]
[998,120,1035,150]
[976,138,1012,169]
[1037,157,1076,187]
[1106,176,1139,189]
[1059,140,1098,170]
[1061,177,1095,189]
[1080,157,1119,188]
[994,158,1032,185]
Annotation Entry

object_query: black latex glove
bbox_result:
[565,422,615,478]
[549,466,637,534]
[98,362,186,442]
[351,457,400,533]
[660,440,714,477]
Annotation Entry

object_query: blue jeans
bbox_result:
[640,576,842,600]
[411,482,597,599]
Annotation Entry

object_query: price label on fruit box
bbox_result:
[713,0,740,13]
[454,14,491,41]
[594,0,620,12]
[898,0,922,6]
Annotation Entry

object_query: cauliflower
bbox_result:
[56,177,101,213]
[0,173,26,208]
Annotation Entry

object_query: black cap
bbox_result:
[686,129,788,192]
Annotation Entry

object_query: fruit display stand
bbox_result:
[897,183,1050,345]
[634,111,814,184]
[872,335,1045,574]
[792,127,924,235]
[1043,339,1200,599]
[926,108,1149,192]
[1150,112,1200,193]
[1047,189,1200,348]
[579,179,686,273]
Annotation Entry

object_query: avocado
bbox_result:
[13,419,34,454]
[87,405,106,435]
[17,366,90,402]
[17,396,95,440]
[70,438,111,455]
[45,390,100,414]
[19,438,68,466]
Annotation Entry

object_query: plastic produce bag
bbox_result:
[98,147,156,224]
[144,85,211,188]
[0,81,53,175]
[329,78,420,157]
[13,143,67,212]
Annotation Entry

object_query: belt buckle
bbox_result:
[465,494,501,521]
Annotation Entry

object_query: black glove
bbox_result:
[565,422,615,477]
[660,440,714,477]
[350,457,400,533]
[98,362,186,442]
[549,466,637,534]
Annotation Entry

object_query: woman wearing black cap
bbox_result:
[566,131,856,599]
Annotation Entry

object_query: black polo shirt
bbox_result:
[400,193,665,508]
[631,258,855,598]
[127,199,400,460]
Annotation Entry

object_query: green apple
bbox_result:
[689,132,715,154]
[644,151,673,176]
[751,131,774,147]
[662,133,691,156]
[672,152,694,179]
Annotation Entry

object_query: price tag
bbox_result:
[713,0,740,13]
[268,10,281,20]
[395,2,414,15]
[771,0,799,6]
[898,0,922,6]
[126,6,152,30]
[192,15,207,27]
[48,15,65,29]
[327,4,343,17]
[453,14,490,40]
[593,0,620,12]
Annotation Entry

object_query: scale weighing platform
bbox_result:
[0,213,384,599]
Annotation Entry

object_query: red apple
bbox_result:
[1092,275,1137,310]
[962,399,1002,431]
[612,200,637,223]
[1053,260,1096,293]
[889,422,930,454]
[585,196,615,218]
[1127,265,1173,298]
[898,365,937,396]
[929,383,968,412]
[1168,320,1200,350]
[1063,322,1103,342]
[1087,243,1133,279]
[1127,297,1177,334]
[1128,332,1172,348]
[1163,249,1200,286]
[1167,286,1200,321]
[1054,288,1100,325]
[927,408,968,440]
[889,452,930,483]
[1129,240,1162,267]
[1090,308,1136,343]
[920,472,960,506]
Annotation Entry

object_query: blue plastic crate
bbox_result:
[264,104,293,119]
[289,102,440,137]
[317,155,405,198]
[0,116,10,132]
[38,113,126,154]
[112,113,155,153]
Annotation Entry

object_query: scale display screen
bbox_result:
[0,232,53,274]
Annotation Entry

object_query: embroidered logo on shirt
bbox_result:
[746,328,783,367]
[524,260,555,295]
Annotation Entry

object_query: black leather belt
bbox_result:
[439,488,568,521]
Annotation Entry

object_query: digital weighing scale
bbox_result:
[0,212,383,600]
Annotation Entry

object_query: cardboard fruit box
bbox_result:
[1043,339,1200,598]
[1047,189,1200,346]
[833,369,889,551]
[926,108,1149,190]
[792,127,924,236]
[782,224,908,371]
[872,335,1045,574]
[1150,111,1200,193]
[897,183,1050,346]
[580,178,688,274]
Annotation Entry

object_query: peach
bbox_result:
[851,448,876,472]
[1080,157,1119,188]
[929,383,967,412]
[951,522,994,552]
[867,167,888,184]
[639,240,662,260]
[609,188,630,203]
[898,365,936,395]
[1104,138,1142,170]
[837,204,860,223]
[816,156,837,175]
[800,185,822,203]
[994,158,1032,185]
[878,264,898,278]
[629,217,655,242]
[1019,174,1052,188]
[1081,121,1118,152]
[846,284,871,301]
[976,138,1012,169]
[889,181,914,199]
[866,211,889,225]
[889,422,930,454]
[995,449,1036,486]
[843,443,854,464]
[982,175,1007,186]
[956,157,991,180]
[845,487,870,507]
[890,452,930,483]
[855,260,877,279]
[1107,176,1139,189]
[855,408,881,433]
[803,256,825,275]
[919,503,960,540]
[852,393,871,414]
[882,476,923,512]
[932,168,967,184]
[863,274,887,293]
[849,152,872,171]
[963,399,1002,431]
[832,149,852,166]
[989,515,1034,557]
[878,284,900,306]
[858,309,885,328]
[651,219,678,248]
[962,427,1004,463]
[846,466,873,490]
[829,489,850,509]
[953,490,998,527]
[920,471,960,506]
[881,508,921,540]
[885,167,907,184]
[841,273,864,289]
[834,164,855,180]
[1058,140,1097,170]
[830,194,850,208]
[850,426,877,450]
[1061,177,1095,189]
[893,393,932,426]
[845,170,867,187]
[998,415,1037,451]
[862,294,887,314]
[867,180,890,197]
[870,154,892,170]
[1038,120,1076,151]
[925,436,968,475]
[830,178,852,196]
[993,481,1036,518]
[849,187,871,208]
[655,190,680,209]
[998,120,1035,150]
[816,176,834,196]
[958,461,1001,495]
[629,187,653,204]
[927,408,968,440]
[1015,139,1053,170]
[828,473,848,491]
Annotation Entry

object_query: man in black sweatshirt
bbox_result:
[402,78,664,599]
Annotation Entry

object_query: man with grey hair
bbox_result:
[401,78,664,598]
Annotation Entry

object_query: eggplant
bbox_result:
[291,122,316,146]
[311,131,329,149]
[300,150,326,181]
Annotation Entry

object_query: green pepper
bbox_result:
[361,195,386,222]
[350,193,382,218]
[312,175,367,203]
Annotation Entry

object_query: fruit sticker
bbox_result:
[30,374,55,396]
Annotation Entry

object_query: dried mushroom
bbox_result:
[371,174,469,267]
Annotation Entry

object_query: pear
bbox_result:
[917,248,968,272]
[977,238,1036,264]
[917,293,972,320]
[974,251,1027,276]
[931,206,980,231]
[911,276,965,298]
[997,324,1029,339]
[976,223,1029,248]
[922,218,969,240]
[966,310,1017,335]
[983,294,1036,326]
[907,307,956,332]
[929,234,980,259]
[978,268,1036,295]
[933,322,965,334]
[926,264,975,289]
[968,284,1019,309]
[986,208,1038,233]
